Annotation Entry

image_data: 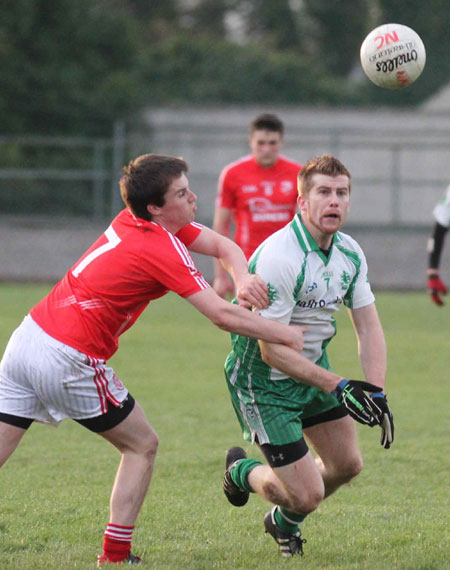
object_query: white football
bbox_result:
[360,23,426,89]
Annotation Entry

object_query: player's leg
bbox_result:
[222,381,324,556]
[0,415,33,467]
[303,414,363,498]
[0,317,42,467]
[28,330,158,525]
[224,440,323,557]
[223,358,333,556]
[246,446,324,514]
[99,401,159,526]
[25,330,155,566]
[257,448,323,557]
[76,396,158,566]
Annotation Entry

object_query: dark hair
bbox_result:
[120,154,188,220]
[298,154,352,196]
[250,113,284,135]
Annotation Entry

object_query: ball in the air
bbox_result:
[360,23,426,89]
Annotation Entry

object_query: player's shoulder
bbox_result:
[220,154,253,176]
[335,230,366,256]
[111,211,193,263]
[254,222,305,267]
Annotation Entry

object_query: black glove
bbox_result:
[333,379,382,426]
[370,392,394,449]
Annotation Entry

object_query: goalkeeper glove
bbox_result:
[333,379,382,426]
[427,274,447,306]
[370,392,394,449]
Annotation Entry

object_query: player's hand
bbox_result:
[235,274,269,310]
[213,275,235,300]
[370,393,394,449]
[427,274,447,306]
[333,379,382,426]
[285,325,307,353]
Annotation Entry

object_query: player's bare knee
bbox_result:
[286,480,324,514]
[289,489,323,515]
[339,455,363,484]
[142,428,159,459]
[126,425,158,459]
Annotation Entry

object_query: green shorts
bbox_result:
[224,350,341,446]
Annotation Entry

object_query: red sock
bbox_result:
[102,523,134,562]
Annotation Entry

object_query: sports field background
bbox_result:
[0,285,449,569]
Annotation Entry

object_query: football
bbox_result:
[360,23,426,89]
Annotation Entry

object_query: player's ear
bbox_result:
[147,203,160,216]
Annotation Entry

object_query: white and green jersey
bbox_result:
[433,184,450,228]
[230,214,375,381]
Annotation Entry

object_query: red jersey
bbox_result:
[31,209,209,360]
[216,154,302,258]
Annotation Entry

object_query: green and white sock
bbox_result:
[274,506,306,534]
[230,458,263,493]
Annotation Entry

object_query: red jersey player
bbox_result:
[0,154,305,566]
[213,113,302,298]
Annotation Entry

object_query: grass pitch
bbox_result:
[0,284,449,569]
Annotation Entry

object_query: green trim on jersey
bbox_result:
[335,244,362,308]
[230,335,272,380]
[291,214,341,266]
[248,244,264,275]
[292,256,307,301]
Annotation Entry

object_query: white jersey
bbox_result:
[433,184,450,228]
[239,214,375,381]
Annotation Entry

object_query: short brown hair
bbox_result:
[120,154,188,220]
[250,113,284,135]
[298,154,351,196]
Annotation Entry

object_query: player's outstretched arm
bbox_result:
[259,339,342,393]
[211,206,236,299]
[259,340,387,429]
[348,303,394,445]
[348,303,386,390]
[188,226,269,309]
[185,288,304,352]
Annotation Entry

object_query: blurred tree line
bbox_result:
[1,0,450,136]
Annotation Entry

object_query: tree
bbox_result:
[302,0,370,76]
[122,0,179,41]
[186,0,230,37]
[246,0,302,52]
[140,33,335,105]
[0,0,144,135]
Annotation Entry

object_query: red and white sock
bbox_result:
[102,523,134,562]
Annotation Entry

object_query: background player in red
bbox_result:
[213,113,302,298]
[0,154,304,566]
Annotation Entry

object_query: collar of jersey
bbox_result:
[291,214,341,264]
[123,208,159,230]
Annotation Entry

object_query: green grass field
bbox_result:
[0,284,449,570]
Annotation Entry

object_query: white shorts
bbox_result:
[0,315,128,426]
